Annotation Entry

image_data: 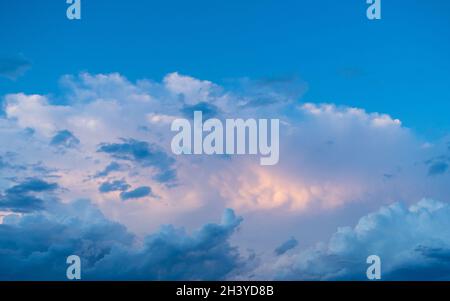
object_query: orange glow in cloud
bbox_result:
[212,164,364,212]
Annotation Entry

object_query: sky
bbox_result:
[1,0,450,280]
[2,0,450,136]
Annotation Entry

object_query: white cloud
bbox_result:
[163,72,218,105]
[1,72,449,253]
[5,93,70,136]
[252,199,450,280]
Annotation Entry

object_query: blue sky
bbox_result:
[1,0,450,137]
[1,0,450,280]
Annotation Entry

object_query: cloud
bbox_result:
[0,156,7,169]
[212,102,443,212]
[265,199,450,280]
[4,93,70,136]
[94,162,122,178]
[6,178,58,194]
[0,56,31,80]
[60,72,152,105]
[0,198,134,280]
[0,194,45,213]
[163,72,219,106]
[181,102,219,119]
[97,138,177,184]
[50,130,80,150]
[0,196,243,280]
[91,208,244,280]
[1,71,450,271]
[300,103,402,127]
[120,186,153,200]
[274,237,298,256]
[0,179,57,213]
[6,192,450,280]
[98,180,130,193]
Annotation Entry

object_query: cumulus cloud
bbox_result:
[91,208,244,280]
[3,93,74,137]
[0,195,243,280]
[6,72,440,217]
[163,72,219,106]
[1,71,450,279]
[256,199,450,280]
[216,102,450,216]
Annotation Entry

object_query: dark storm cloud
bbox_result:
[0,198,243,280]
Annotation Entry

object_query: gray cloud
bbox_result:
[6,178,58,194]
[0,194,45,213]
[271,199,450,280]
[94,162,122,178]
[50,130,80,149]
[0,179,57,213]
[98,180,130,193]
[97,138,177,184]
[274,237,298,256]
[181,102,219,119]
[0,198,243,280]
[120,186,153,200]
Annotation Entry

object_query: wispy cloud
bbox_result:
[0,55,31,80]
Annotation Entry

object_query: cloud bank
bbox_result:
[0,180,243,280]
[1,71,450,279]
[255,199,450,280]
